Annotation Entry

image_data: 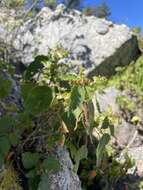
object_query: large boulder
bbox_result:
[0,4,140,76]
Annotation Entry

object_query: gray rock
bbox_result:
[94,87,143,184]
[95,87,119,113]
[94,87,142,148]
[50,146,81,190]
[0,4,140,76]
[95,20,109,34]
[127,146,143,176]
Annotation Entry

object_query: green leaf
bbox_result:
[88,100,95,128]
[0,136,10,156]
[21,83,35,101]
[59,74,77,81]
[38,174,50,190]
[96,133,110,167]
[66,141,77,160]
[101,116,109,129]
[24,86,53,115]
[0,116,15,134]
[28,174,40,190]
[77,145,88,160]
[0,76,12,99]
[17,112,33,129]
[9,132,20,146]
[26,169,37,179]
[0,154,4,168]
[42,156,60,173]
[62,111,76,129]
[109,124,114,136]
[73,145,88,173]
[24,55,47,80]
[22,152,41,169]
[101,116,114,136]
[73,107,82,120]
[69,86,85,112]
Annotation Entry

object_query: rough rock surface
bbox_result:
[94,87,143,176]
[0,4,140,76]
[50,146,81,190]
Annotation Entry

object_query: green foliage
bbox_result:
[0,76,12,99]
[23,56,44,81]
[116,95,135,113]
[104,153,135,188]
[2,0,111,20]
[0,155,4,169]
[0,136,10,157]
[38,174,50,190]
[73,145,88,173]
[0,46,135,190]
[132,26,142,35]
[83,2,111,18]
[2,0,24,9]
[45,0,57,9]
[42,156,60,172]
[107,57,143,121]
[69,86,85,112]
[0,116,15,134]
[23,85,53,115]
[83,7,95,16]
[56,0,81,9]
[94,2,111,18]
[109,57,143,96]
[0,165,22,190]
[139,181,143,190]
[22,152,41,169]
[96,133,110,167]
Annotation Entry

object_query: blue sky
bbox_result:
[82,0,143,30]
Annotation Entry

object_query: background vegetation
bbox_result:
[0,0,143,190]
[0,0,111,18]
